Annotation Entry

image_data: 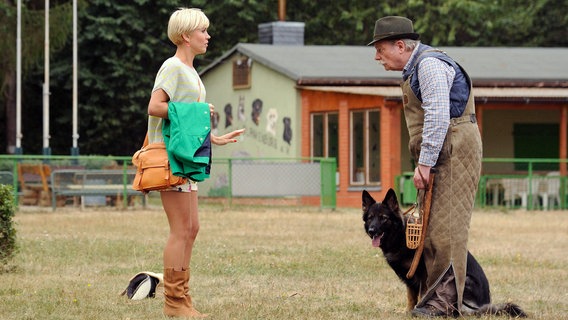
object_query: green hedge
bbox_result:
[0,184,17,265]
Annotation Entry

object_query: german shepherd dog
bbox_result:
[362,189,526,317]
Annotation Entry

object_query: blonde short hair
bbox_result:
[167,8,210,46]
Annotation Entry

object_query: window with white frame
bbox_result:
[350,110,380,185]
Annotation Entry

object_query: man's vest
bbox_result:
[402,44,471,118]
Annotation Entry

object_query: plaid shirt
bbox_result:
[404,45,456,167]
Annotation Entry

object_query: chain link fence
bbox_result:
[397,158,568,210]
[0,155,336,210]
[2,155,565,210]
[198,157,336,209]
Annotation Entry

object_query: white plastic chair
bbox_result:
[502,178,528,209]
[536,172,561,210]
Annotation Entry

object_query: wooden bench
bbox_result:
[50,169,145,211]
[17,163,51,206]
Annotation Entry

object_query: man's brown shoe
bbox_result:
[411,306,449,318]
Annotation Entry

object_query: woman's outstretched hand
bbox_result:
[211,129,245,145]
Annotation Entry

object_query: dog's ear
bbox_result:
[383,188,400,213]
[362,190,375,213]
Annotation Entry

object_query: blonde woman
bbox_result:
[147,8,244,318]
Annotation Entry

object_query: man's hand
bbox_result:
[413,164,432,189]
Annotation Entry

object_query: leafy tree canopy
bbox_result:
[1,0,566,155]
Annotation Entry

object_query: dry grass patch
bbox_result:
[1,204,566,319]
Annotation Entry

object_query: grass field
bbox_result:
[1,202,567,319]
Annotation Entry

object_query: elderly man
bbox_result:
[368,16,482,317]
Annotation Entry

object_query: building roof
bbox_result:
[201,43,568,88]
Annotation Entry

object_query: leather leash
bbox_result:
[406,167,436,279]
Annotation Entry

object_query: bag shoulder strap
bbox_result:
[142,72,203,148]
[142,134,149,148]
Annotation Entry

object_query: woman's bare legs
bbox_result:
[161,190,205,317]
[161,191,200,270]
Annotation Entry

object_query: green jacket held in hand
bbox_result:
[163,101,212,182]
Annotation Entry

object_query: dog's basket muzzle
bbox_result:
[405,204,423,249]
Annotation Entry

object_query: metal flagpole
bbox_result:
[43,0,51,157]
[71,0,79,156]
[15,0,22,154]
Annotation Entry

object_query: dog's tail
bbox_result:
[472,303,527,318]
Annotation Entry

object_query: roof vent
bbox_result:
[258,21,305,46]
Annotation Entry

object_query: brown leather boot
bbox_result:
[183,268,207,318]
[163,268,193,317]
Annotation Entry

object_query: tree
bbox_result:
[3,0,566,155]
[43,0,277,155]
[286,0,396,45]
[387,0,568,47]
[54,0,179,155]
[0,0,73,153]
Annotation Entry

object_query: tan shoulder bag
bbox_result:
[131,135,187,193]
